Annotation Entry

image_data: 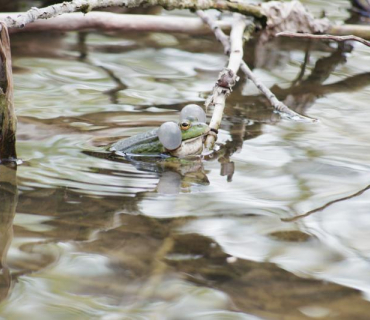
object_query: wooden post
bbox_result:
[0,22,17,163]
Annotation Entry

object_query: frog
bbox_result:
[109,104,210,158]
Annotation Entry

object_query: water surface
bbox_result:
[1,1,370,319]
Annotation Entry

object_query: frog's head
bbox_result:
[171,119,209,157]
[179,119,209,141]
[158,105,209,157]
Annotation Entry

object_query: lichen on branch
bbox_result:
[1,0,265,30]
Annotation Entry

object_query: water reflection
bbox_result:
[1,179,370,318]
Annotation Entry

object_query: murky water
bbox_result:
[1,1,370,319]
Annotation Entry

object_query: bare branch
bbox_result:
[239,61,316,122]
[2,12,231,35]
[198,11,315,125]
[202,13,247,150]
[282,183,370,223]
[0,0,264,31]
[277,31,370,48]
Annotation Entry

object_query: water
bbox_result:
[1,2,370,319]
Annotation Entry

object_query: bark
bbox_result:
[203,13,247,150]
[0,0,264,31]
[0,23,16,162]
[1,12,230,35]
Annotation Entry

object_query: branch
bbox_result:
[198,11,315,124]
[201,13,247,150]
[282,183,370,222]
[0,0,264,30]
[276,31,370,48]
[2,12,231,35]
[0,23,17,163]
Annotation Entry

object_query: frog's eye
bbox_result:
[180,104,206,123]
[180,121,191,131]
[158,122,182,151]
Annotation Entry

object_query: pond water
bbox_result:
[1,1,370,319]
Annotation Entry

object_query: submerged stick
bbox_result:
[201,13,247,150]
[277,31,370,48]
[0,23,17,163]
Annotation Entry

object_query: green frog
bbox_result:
[109,105,210,158]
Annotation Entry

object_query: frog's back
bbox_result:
[110,128,160,152]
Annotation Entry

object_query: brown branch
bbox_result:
[0,0,264,31]
[276,31,370,48]
[1,12,231,35]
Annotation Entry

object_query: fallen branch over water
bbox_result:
[2,12,230,35]
[197,11,315,125]
[200,13,247,150]
[277,31,370,48]
[0,0,264,31]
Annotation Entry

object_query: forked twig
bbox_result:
[197,11,316,125]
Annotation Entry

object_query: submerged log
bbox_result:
[0,22,16,162]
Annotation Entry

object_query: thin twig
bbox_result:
[196,11,230,54]
[277,31,370,48]
[201,13,248,150]
[240,61,315,122]
[282,183,370,222]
